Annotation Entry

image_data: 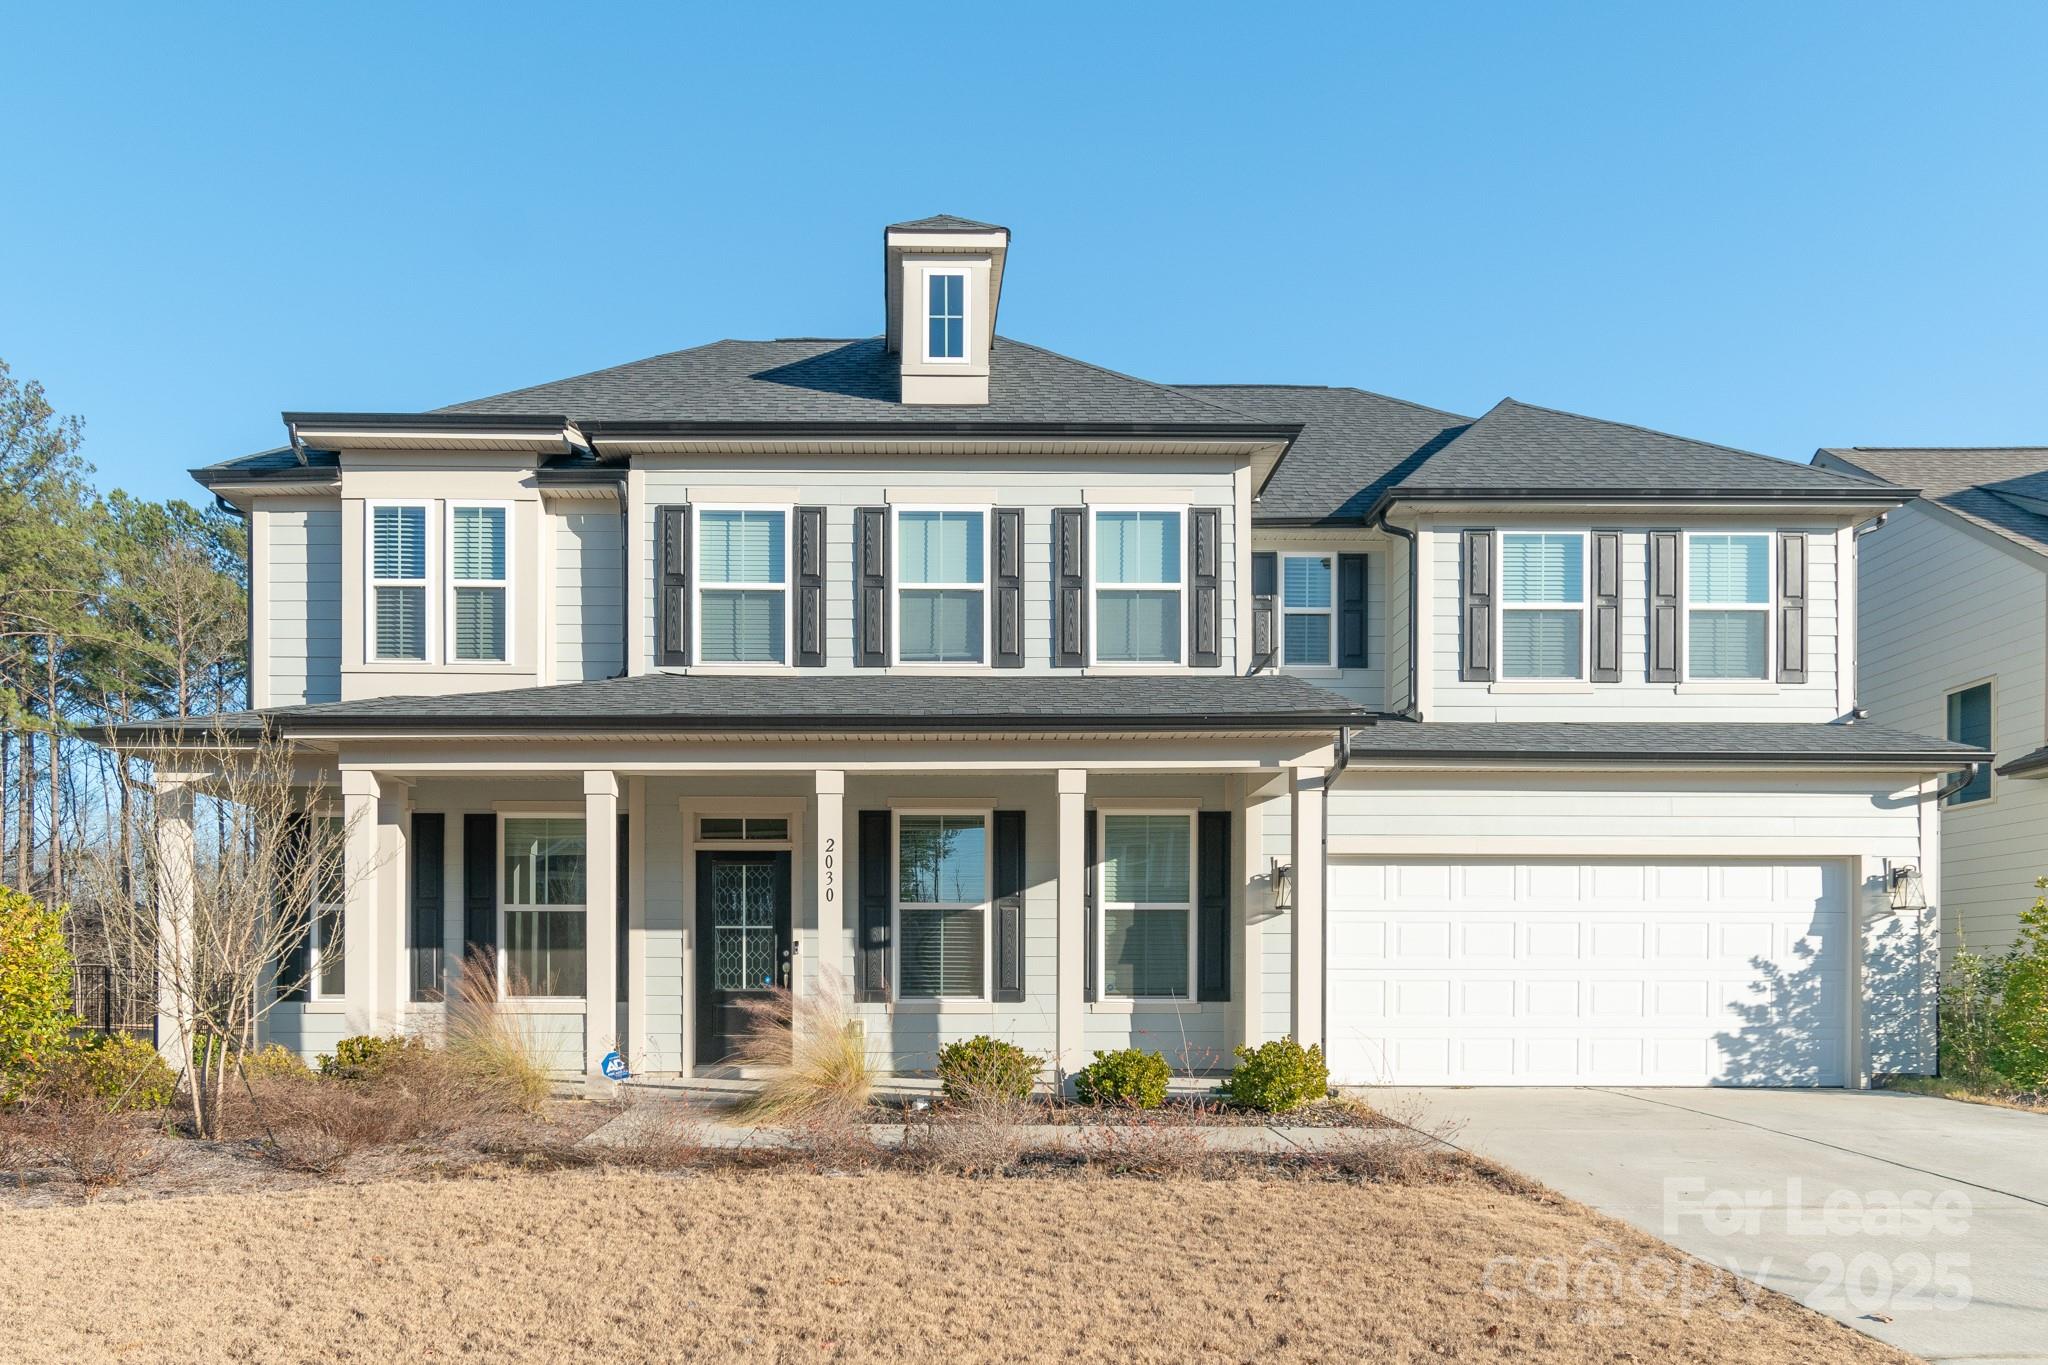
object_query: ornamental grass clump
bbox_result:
[729,969,876,1129]
[1072,1047,1170,1109]
[444,954,552,1113]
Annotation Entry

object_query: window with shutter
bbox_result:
[894,812,990,999]
[1499,532,1588,680]
[894,508,988,664]
[368,503,431,661]
[1091,508,1184,664]
[696,507,790,664]
[1684,533,1771,680]
[1279,553,1334,667]
[1098,812,1194,1000]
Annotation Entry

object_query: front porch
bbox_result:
[242,736,1337,1087]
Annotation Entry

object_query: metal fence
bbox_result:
[71,964,155,1041]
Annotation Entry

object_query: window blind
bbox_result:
[699,510,785,583]
[699,591,785,663]
[450,506,505,580]
[1095,511,1180,584]
[898,591,982,662]
[452,586,505,661]
[1689,535,1769,604]
[374,586,425,660]
[900,906,983,997]
[1095,591,1179,663]
[1102,815,1190,905]
[899,510,981,583]
[1103,907,1189,998]
[1502,610,1580,679]
[1501,534,1582,603]
[372,505,426,580]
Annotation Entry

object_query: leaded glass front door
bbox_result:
[694,850,791,1066]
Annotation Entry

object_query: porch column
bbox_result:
[625,777,648,1073]
[583,770,619,1088]
[1056,768,1088,1079]
[340,771,384,1035]
[371,780,410,1034]
[1289,766,1326,1049]
[814,769,846,995]
[152,773,197,1072]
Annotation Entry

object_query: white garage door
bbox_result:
[1327,859,1848,1087]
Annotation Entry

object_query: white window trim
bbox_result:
[1278,551,1336,670]
[443,500,514,666]
[891,504,992,667]
[921,266,970,365]
[1680,530,1774,684]
[1495,529,1591,682]
[1087,504,1187,668]
[497,811,589,1003]
[892,808,994,1004]
[364,499,436,664]
[692,503,795,669]
[1095,807,1198,1004]
[1944,676,1997,808]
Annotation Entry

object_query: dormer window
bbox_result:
[925,270,967,362]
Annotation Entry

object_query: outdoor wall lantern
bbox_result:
[1884,859,1928,913]
[1269,856,1293,911]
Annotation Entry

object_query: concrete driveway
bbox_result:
[1369,1087,2048,1364]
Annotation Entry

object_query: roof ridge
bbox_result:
[433,338,735,413]
[992,336,1262,419]
[1489,397,1892,484]
[1183,382,1472,424]
[1833,445,2048,454]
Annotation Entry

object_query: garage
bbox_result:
[1326,858,1850,1087]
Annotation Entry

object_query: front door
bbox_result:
[695,850,793,1067]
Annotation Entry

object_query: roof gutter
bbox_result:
[1362,485,1916,524]
[1934,762,1988,801]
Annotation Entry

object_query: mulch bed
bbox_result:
[862,1094,1390,1127]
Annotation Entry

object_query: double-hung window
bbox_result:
[925,270,966,362]
[501,816,587,998]
[1099,812,1194,1000]
[309,816,346,1000]
[1499,532,1586,679]
[1686,533,1771,680]
[895,508,986,664]
[1092,508,1183,664]
[696,507,789,664]
[896,813,989,1000]
[1281,553,1334,667]
[1946,682,1993,804]
[447,503,509,663]
[369,503,431,661]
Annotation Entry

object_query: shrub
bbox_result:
[52,1036,176,1111]
[11,1087,164,1195]
[0,887,82,1099]
[318,1034,419,1081]
[1072,1047,1170,1109]
[1991,880,2048,1088]
[1075,1107,1209,1179]
[935,1035,1041,1104]
[241,1043,314,1083]
[1223,1037,1329,1113]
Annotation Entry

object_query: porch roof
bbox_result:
[114,673,1366,741]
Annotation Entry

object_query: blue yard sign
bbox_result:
[600,1051,631,1081]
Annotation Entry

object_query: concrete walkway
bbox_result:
[1367,1086,2048,1365]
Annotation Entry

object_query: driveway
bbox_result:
[1369,1087,2048,1364]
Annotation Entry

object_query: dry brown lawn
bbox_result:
[0,1169,1913,1364]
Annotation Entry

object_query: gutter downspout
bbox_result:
[1932,762,1984,804]
[1377,514,1422,719]
[614,473,632,680]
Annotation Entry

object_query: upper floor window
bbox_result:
[448,504,508,663]
[896,508,986,664]
[1093,508,1183,665]
[501,816,586,999]
[369,502,431,661]
[697,507,788,664]
[1099,812,1194,1000]
[1281,553,1334,667]
[1686,533,1771,680]
[925,271,967,362]
[1946,682,1992,804]
[1499,531,1585,680]
[896,812,989,1000]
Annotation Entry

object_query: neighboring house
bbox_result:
[134,215,1985,1091]
[1814,446,2048,954]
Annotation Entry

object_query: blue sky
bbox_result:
[4,3,2044,505]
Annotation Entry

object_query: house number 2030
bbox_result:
[821,836,835,902]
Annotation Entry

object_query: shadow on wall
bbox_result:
[1861,897,1938,1077]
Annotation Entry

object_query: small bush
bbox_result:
[241,1044,313,1083]
[906,1084,1036,1175]
[1072,1047,1170,1109]
[935,1035,1041,1104]
[0,888,83,1100]
[1938,877,2048,1092]
[318,1034,418,1082]
[1223,1037,1329,1114]
[44,1036,176,1111]
[256,1045,509,1173]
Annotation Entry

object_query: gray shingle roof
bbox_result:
[1383,399,1902,505]
[1348,720,1985,766]
[1815,448,2048,558]
[434,337,1263,428]
[123,673,1363,739]
[1997,743,2048,778]
[887,214,1007,233]
[1175,386,1471,524]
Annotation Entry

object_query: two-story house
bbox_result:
[1814,445,2048,955]
[143,215,1984,1091]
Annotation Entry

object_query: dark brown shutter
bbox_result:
[656,505,691,667]
[1053,507,1087,667]
[1250,551,1278,669]
[1196,810,1230,1002]
[993,809,1026,1002]
[855,809,890,1001]
[855,508,889,667]
[1777,532,1808,684]
[992,507,1023,668]
[462,812,497,999]
[1188,507,1221,668]
[409,813,445,1002]
[1337,553,1367,669]
[1591,531,1622,683]
[1460,530,1495,682]
[616,813,630,1005]
[795,506,826,667]
[1648,530,1682,683]
[276,811,312,1002]
[1081,810,1098,1002]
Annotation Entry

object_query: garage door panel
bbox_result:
[1328,858,1847,1087]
